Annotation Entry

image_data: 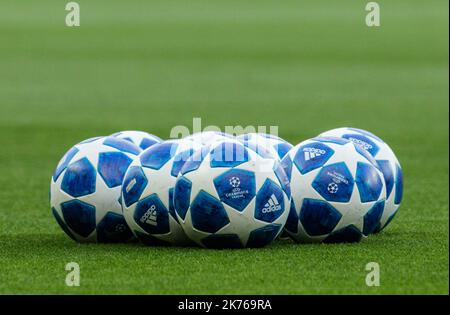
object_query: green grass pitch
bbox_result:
[0,0,448,294]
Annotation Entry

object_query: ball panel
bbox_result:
[247,224,281,247]
[299,198,342,236]
[122,166,148,207]
[342,133,380,156]
[210,142,249,168]
[324,225,362,243]
[284,199,299,234]
[293,142,334,175]
[140,142,176,170]
[213,169,256,212]
[347,127,383,142]
[254,179,285,223]
[190,191,229,233]
[103,137,141,155]
[98,152,133,188]
[140,137,161,150]
[174,176,192,220]
[355,162,383,203]
[134,194,170,235]
[60,200,96,238]
[312,162,354,203]
[363,200,385,236]
[97,211,133,242]
[61,157,97,197]
[377,160,395,199]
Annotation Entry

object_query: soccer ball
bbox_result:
[281,136,386,243]
[111,130,162,150]
[173,140,291,248]
[121,138,202,245]
[319,127,403,232]
[50,136,142,242]
[184,131,234,146]
[237,133,293,160]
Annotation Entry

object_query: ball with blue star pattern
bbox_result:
[319,127,403,232]
[50,136,141,242]
[281,136,386,243]
[173,140,291,248]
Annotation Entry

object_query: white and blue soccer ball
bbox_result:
[319,127,403,232]
[237,133,293,161]
[111,130,162,150]
[173,140,291,248]
[121,138,202,246]
[184,131,234,146]
[281,137,386,243]
[50,136,142,242]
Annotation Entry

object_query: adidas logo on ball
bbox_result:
[262,194,282,213]
[303,147,326,161]
[140,205,158,226]
[125,178,137,193]
[348,137,373,151]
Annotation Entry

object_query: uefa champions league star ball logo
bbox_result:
[225,176,249,200]
[327,182,339,194]
[115,223,127,232]
[229,176,241,188]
